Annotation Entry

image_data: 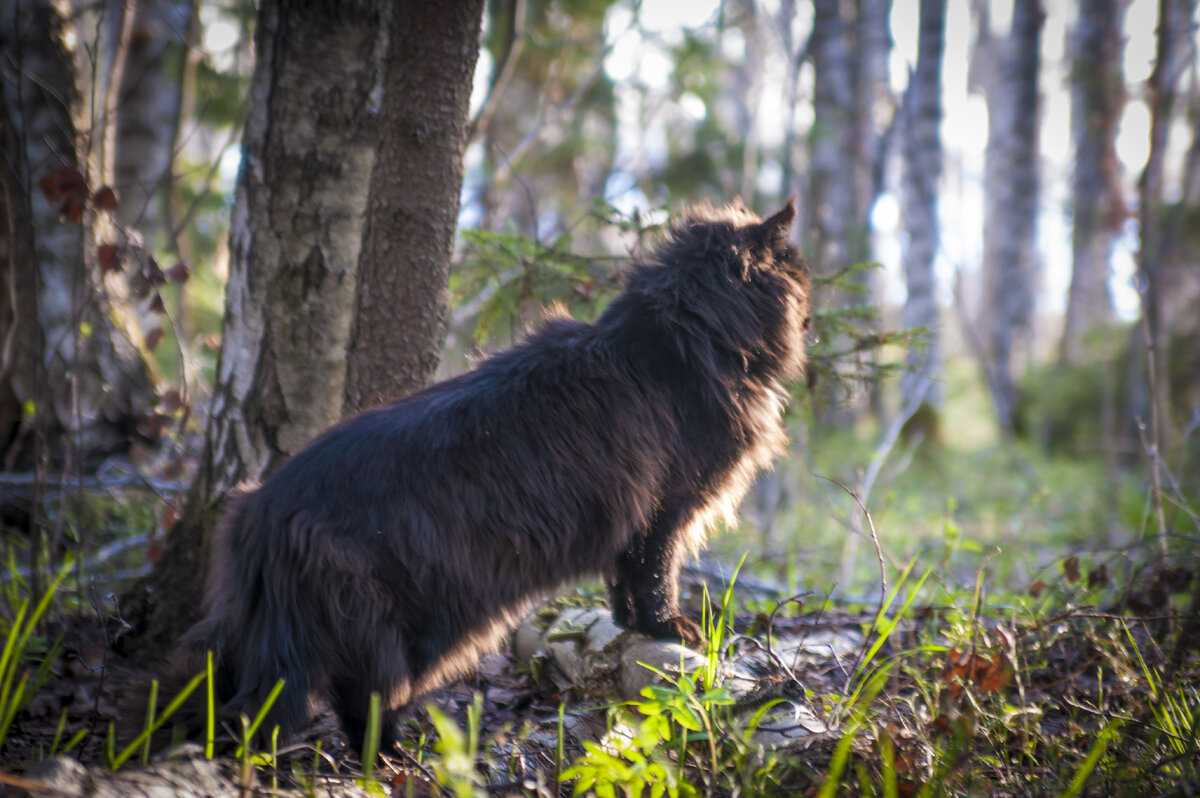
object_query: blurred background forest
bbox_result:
[2,0,1199,632]
[3,0,1200,792]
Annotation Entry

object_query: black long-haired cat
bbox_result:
[176,199,810,753]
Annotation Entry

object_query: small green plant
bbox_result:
[563,558,793,796]
[355,691,388,796]
[234,678,286,787]
[105,670,206,769]
[561,701,701,798]
[817,667,889,798]
[45,706,88,759]
[427,692,487,798]
[1123,622,1200,785]
[0,562,71,754]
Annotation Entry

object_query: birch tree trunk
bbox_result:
[134,0,388,645]
[979,0,1042,436]
[134,0,485,650]
[900,0,945,411]
[113,0,196,250]
[1060,0,1123,366]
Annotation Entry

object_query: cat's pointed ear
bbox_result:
[762,197,796,243]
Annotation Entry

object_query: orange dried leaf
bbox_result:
[129,269,152,299]
[92,185,119,210]
[161,389,184,413]
[40,166,86,201]
[166,262,190,283]
[97,243,121,273]
[978,654,1013,692]
[146,541,164,565]
[1029,579,1046,598]
[64,197,86,223]
[1063,556,1081,583]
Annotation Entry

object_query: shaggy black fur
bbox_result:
[177,199,810,754]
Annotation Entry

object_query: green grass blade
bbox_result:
[110,671,206,769]
[1058,718,1122,798]
[140,679,159,766]
[205,651,215,759]
[362,691,381,778]
[233,678,285,758]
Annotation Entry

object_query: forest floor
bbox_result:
[1,551,1197,797]
[2,375,1199,796]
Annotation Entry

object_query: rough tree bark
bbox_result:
[133,0,486,651]
[343,0,484,412]
[132,0,389,647]
[1060,0,1123,366]
[0,0,156,469]
[979,0,1042,436]
[900,0,945,412]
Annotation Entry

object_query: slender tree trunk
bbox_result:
[853,0,891,256]
[980,0,1042,436]
[0,0,156,468]
[808,0,855,277]
[1060,0,1123,366]
[900,0,945,412]
[113,0,195,250]
[343,0,484,412]
[734,0,764,204]
[1139,0,1194,438]
[777,0,806,207]
[855,0,892,417]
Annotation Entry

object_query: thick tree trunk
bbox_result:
[343,0,484,412]
[134,0,486,652]
[1060,0,1123,366]
[979,0,1042,436]
[133,0,388,647]
[0,0,156,468]
[203,0,387,489]
[900,0,945,412]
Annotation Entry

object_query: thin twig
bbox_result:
[467,0,527,144]
[816,474,888,607]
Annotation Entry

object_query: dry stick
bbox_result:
[831,373,933,593]
[1138,308,1169,565]
[818,475,888,610]
[820,374,933,693]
